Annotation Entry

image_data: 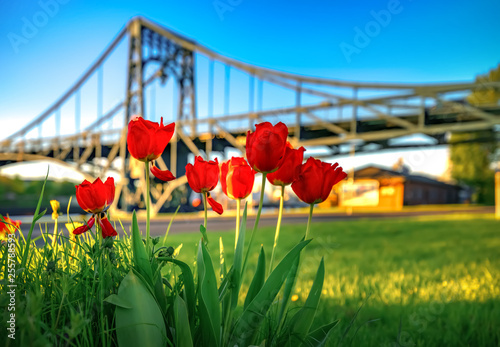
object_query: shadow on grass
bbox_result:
[316,298,500,347]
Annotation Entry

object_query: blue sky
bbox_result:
[0,0,499,178]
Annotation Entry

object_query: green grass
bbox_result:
[166,214,500,346]
[2,213,499,346]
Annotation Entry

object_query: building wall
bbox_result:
[378,180,404,209]
[403,181,460,205]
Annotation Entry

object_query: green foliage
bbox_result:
[450,130,498,204]
[2,178,499,347]
[244,246,266,310]
[0,175,76,211]
[166,214,500,347]
[173,295,193,347]
[109,271,168,347]
[229,239,311,346]
[197,241,221,346]
[467,63,500,105]
[130,211,153,285]
[286,258,325,342]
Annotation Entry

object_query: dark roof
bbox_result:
[353,164,459,188]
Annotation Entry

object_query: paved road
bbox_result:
[19,206,494,239]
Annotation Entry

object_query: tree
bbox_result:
[466,63,500,106]
[450,130,498,204]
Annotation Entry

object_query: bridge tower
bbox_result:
[120,18,197,211]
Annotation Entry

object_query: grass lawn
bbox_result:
[166,214,500,347]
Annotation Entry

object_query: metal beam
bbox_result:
[298,120,496,147]
[213,122,245,153]
[303,112,348,135]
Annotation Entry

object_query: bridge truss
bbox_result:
[1,17,499,214]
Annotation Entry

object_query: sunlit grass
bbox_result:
[166,214,500,346]
[2,213,499,346]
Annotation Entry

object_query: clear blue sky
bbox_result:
[0,0,499,177]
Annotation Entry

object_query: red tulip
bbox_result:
[267,144,305,186]
[186,156,223,214]
[75,177,115,214]
[151,164,176,182]
[127,116,175,162]
[185,156,220,193]
[220,157,255,199]
[246,122,288,173]
[291,158,347,204]
[74,177,117,238]
[0,216,20,240]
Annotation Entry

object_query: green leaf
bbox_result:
[161,205,180,247]
[218,266,233,301]
[278,242,302,327]
[200,224,209,245]
[114,270,168,347]
[229,239,311,347]
[219,237,231,336]
[244,246,266,310]
[131,211,153,285]
[173,295,194,347]
[304,320,340,347]
[219,237,226,281]
[287,258,325,340]
[158,257,196,324]
[153,268,167,316]
[21,170,49,271]
[104,294,132,309]
[33,209,47,223]
[197,241,221,347]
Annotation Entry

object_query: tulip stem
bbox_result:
[95,214,105,344]
[242,172,267,274]
[203,192,208,230]
[145,161,151,254]
[269,184,285,275]
[235,198,241,250]
[305,203,314,239]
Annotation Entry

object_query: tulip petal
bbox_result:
[104,177,116,207]
[73,217,95,235]
[77,183,100,213]
[75,180,92,212]
[151,165,176,182]
[220,161,229,196]
[207,196,223,215]
[292,158,347,204]
[186,162,201,193]
[153,121,175,158]
[92,178,107,212]
[99,215,118,238]
[267,146,305,186]
[127,117,152,161]
[246,122,289,173]
[185,156,219,193]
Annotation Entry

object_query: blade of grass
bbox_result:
[21,170,49,271]
[229,239,311,347]
[243,246,266,310]
[197,241,221,347]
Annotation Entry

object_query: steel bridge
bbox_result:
[1,17,499,214]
